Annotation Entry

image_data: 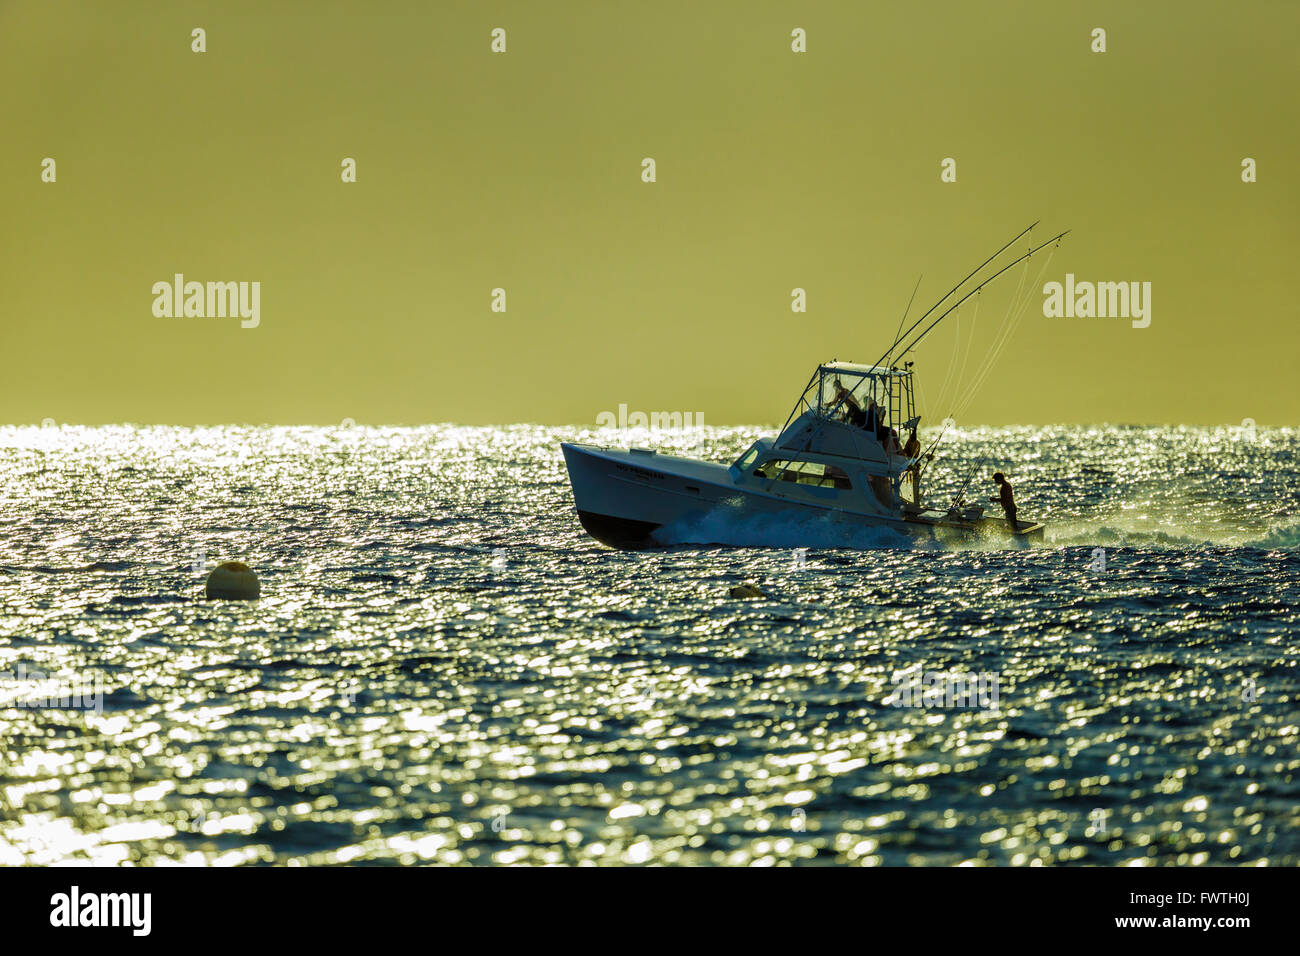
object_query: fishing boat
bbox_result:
[561,224,1067,549]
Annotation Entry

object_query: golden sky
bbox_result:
[2,0,1296,426]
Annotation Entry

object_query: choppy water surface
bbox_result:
[0,424,1296,866]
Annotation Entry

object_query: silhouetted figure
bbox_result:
[832,379,865,427]
[903,429,922,502]
[991,472,1017,530]
[871,403,891,447]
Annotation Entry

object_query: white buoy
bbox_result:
[205,561,261,600]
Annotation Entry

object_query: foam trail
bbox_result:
[1041,516,1300,550]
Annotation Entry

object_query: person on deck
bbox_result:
[871,403,892,448]
[864,397,883,435]
[903,429,922,503]
[990,472,1018,530]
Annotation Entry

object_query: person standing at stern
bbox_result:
[991,472,1018,530]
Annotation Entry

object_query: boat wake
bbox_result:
[652,508,1300,554]
[1044,517,1300,551]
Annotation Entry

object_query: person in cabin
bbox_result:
[832,379,865,427]
[872,404,892,448]
[903,429,922,502]
[990,472,1018,530]
[864,398,882,435]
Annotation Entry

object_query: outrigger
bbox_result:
[561,224,1067,549]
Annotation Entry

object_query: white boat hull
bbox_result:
[560,442,1042,549]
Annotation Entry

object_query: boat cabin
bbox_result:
[729,362,925,513]
[773,362,918,467]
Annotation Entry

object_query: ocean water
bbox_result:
[0,423,1296,866]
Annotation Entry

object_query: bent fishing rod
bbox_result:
[892,229,1069,363]
[868,220,1039,374]
[782,227,1068,469]
[883,273,923,369]
[949,454,987,512]
[905,229,1068,496]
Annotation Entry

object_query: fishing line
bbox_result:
[925,255,1030,489]
[893,229,1067,361]
[931,302,964,417]
[950,254,1033,420]
[886,274,924,369]
[873,221,1040,371]
[951,292,980,412]
[954,247,1057,420]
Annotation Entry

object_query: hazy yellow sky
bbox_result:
[2,0,1296,426]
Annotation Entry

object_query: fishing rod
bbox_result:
[884,274,923,368]
[920,418,951,466]
[827,230,1063,458]
[919,260,1048,509]
[917,239,1059,482]
[904,413,956,506]
[949,453,987,512]
[770,226,1065,491]
[893,229,1069,362]
[869,221,1039,374]
[772,229,1047,479]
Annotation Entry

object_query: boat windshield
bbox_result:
[815,365,901,425]
[818,373,885,420]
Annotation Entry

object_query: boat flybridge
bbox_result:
[560,223,1067,550]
